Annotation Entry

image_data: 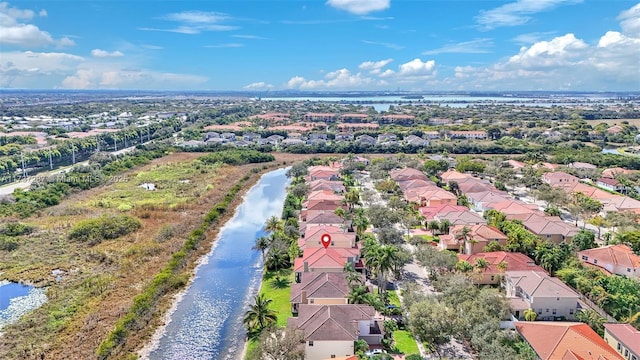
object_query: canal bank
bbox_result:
[140,167,291,360]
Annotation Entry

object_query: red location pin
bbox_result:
[321,234,332,249]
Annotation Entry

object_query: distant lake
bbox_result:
[260,96,616,112]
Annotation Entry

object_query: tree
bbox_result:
[243,294,278,337]
[524,308,537,321]
[455,260,473,272]
[438,219,451,235]
[343,189,361,211]
[247,327,305,360]
[252,236,271,262]
[415,245,458,275]
[409,300,458,359]
[571,229,597,251]
[265,216,283,233]
[352,208,370,236]
[587,215,609,240]
[427,220,440,235]
[497,260,508,273]
[367,204,400,229]
[576,309,605,336]
[475,258,488,270]
[364,244,403,294]
[285,163,308,180]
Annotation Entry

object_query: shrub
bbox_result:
[69,215,141,245]
[1,222,34,236]
[0,236,19,251]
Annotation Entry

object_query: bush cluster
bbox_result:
[69,215,141,245]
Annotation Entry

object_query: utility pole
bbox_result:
[96,135,100,152]
[147,126,151,142]
[114,138,118,152]
[49,148,53,170]
[21,152,27,178]
[71,143,76,164]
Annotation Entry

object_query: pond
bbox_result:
[0,281,47,330]
[143,168,290,360]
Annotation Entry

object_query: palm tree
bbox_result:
[456,226,471,253]
[364,244,399,294]
[352,208,369,236]
[439,219,451,235]
[343,189,361,211]
[475,258,488,271]
[265,216,283,233]
[244,294,278,336]
[524,308,537,321]
[497,260,508,273]
[252,236,271,262]
[427,220,440,235]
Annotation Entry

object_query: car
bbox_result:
[364,349,386,356]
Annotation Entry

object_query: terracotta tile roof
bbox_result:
[490,200,543,215]
[390,168,429,182]
[602,167,635,178]
[305,211,344,225]
[419,204,469,219]
[451,224,507,242]
[397,179,436,191]
[466,191,512,205]
[307,190,343,201]
[289,304,377,341]
[309,179,345,192]
[294,247,360,272]
[516,322,623,360]
[290,272,353,303]
[440,170,473,181]
[508,213,579,237]
[603,324,640,356]
[435,210,487,225]
[458,251,546,274]
[578,244,640,269]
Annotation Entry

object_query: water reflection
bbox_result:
[146,168,290,360]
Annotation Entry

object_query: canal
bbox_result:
[144,167,290,359]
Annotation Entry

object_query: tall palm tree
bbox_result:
[524,308,537,321]
[364,244,399,294]
[343,189,361,211]
[265,216,283,233]
[252,236,271,263]
[439,219,451,235]
[243,294,278,336]
[456,226,471,253]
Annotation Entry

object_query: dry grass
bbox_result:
[585,118,640,126]
[0,152,326,360]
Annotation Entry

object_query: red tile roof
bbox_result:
[578,244,640,269]
[458,251,546,274]
[603,324,640,356]
[516,322,623,360]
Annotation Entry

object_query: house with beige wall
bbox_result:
[578,244,640,279]
[604,323,640,360]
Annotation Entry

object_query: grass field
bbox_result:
[259,267,294,327]
[393,330,420,355]
[585,118,640,126]
[388,289,402,307]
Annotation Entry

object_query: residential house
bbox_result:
[309,179,345,193]
[508,213,579,244]
[568,162,598,170]
[429,118,452,125]
[281,138,305,146]
[294,247,362,282]
[604,323,640,360]
[423,131,441,139]
[449,130,488,139]
[405,186,457,207]
[302,225,357,249]
[288,304,383,360]
[608,125,625,134]
[449,224,508,254]
[377,132,397,143]
[505,270,580,321]
[578,244,640,279]
[542,172,580,188]
[397,179,437,192]
[456,177,498,194]
[390,168,429,182]
[506,159,526,171]
[338,123,380,132]
[434,210,487,226]
[405,135,429,147]
[242,132,260,142]
[339,113,370,123]
[516,322,623,360]
[335,132,355,141]
[221,132,236,141]
[379,114,415,125]
[458,251,546,285]
[290,272,354,314]
[419,204,469,220]
[602,167,635,179]
[304,113,336,122]
[308,167,340,181]
[265,134,284,145]
[355,134,377,145]
[466,191,512,212]
[597,177,625,192]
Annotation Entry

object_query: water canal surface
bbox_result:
[145,168,290,360]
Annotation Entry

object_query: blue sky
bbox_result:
[1,0,639,91]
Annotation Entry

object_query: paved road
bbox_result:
[0,143,142,196]
[358,170,474,359]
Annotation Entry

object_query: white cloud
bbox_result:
[232,34,267,40]
[204,43,244,48]
[0,2,74,47]
[512,31,557,45]
[243,81,273,90]
[362,39,403,50]
[507,33,587,69]
[91,49,124,58]
[423,38,494,55]
[398,58,436,76]
[0,51,84,87]
[476,0,582,30]
[38,9,46,17]
[61,68,207,89]
[358,58,393,73]
[618,3,640,37]
[286,68,381,89]
[326,0,390,15]
[142,10,238,34]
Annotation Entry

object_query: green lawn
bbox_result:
[393,330,420,355]
[259,267,294,327]
[387,290,402,307]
